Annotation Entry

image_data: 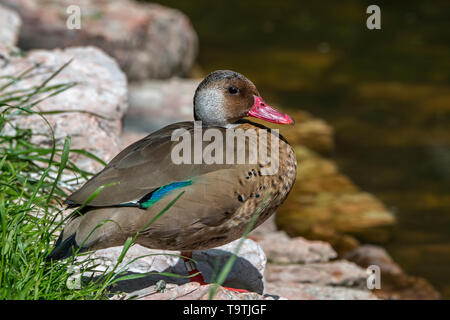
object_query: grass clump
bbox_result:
[0,62,114,299]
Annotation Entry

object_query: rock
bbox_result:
[265,282,377,300]
[0,0,198,80]
[125,78,199,133]
[344,245,403,276]
[249,214,337,264]
[112,282,277,300]
[256,231,337,264]
[344,245,440,299]
[80,238,267,294]
[0,4,21,48]
[265,261,368,288]
[0,46,128,175]
[276,145,396,251]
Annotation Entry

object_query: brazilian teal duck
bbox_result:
[48,70,297,290]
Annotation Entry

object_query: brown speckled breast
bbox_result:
[149,123,297,251]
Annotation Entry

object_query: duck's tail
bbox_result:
[46,216,84,261]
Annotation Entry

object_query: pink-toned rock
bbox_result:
[249,214,337,264]
[256,231,337,264]
[265,260,367,288]
[344,245,403,276]
[0,0,198,80]
[113,282,275,300]
[265,282,377,300]
[0,46,128,175]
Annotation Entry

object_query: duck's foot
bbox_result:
[181,251,248,293]
[221,286,249,293]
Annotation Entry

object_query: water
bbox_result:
[158,0,450,298]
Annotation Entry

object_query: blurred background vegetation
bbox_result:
[155,0,450,298]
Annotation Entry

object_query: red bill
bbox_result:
[248,95,294,125]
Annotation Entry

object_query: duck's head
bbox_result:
[194,70,294,127]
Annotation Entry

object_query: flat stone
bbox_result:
[256,231,337,264]
[265,282,377,300]
[265,260,368,288]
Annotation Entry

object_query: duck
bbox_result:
[48,70,297,291]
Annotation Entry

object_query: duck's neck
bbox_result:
[193,89,229,126]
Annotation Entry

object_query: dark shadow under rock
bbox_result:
[83,247,265,295]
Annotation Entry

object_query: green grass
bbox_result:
[0,61,261,300]
[0,61,137,299]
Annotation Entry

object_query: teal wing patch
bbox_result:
[138,180,193,209]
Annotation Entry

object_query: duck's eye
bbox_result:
[228,86,239,94]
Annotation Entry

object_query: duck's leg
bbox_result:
[181,251,207,284]
[180,251,248,293]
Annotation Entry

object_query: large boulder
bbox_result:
[0,0,198,80]
[0,46,128,175]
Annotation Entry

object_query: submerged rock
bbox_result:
[0,0,198,80]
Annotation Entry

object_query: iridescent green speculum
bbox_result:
[139,180,193,209]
